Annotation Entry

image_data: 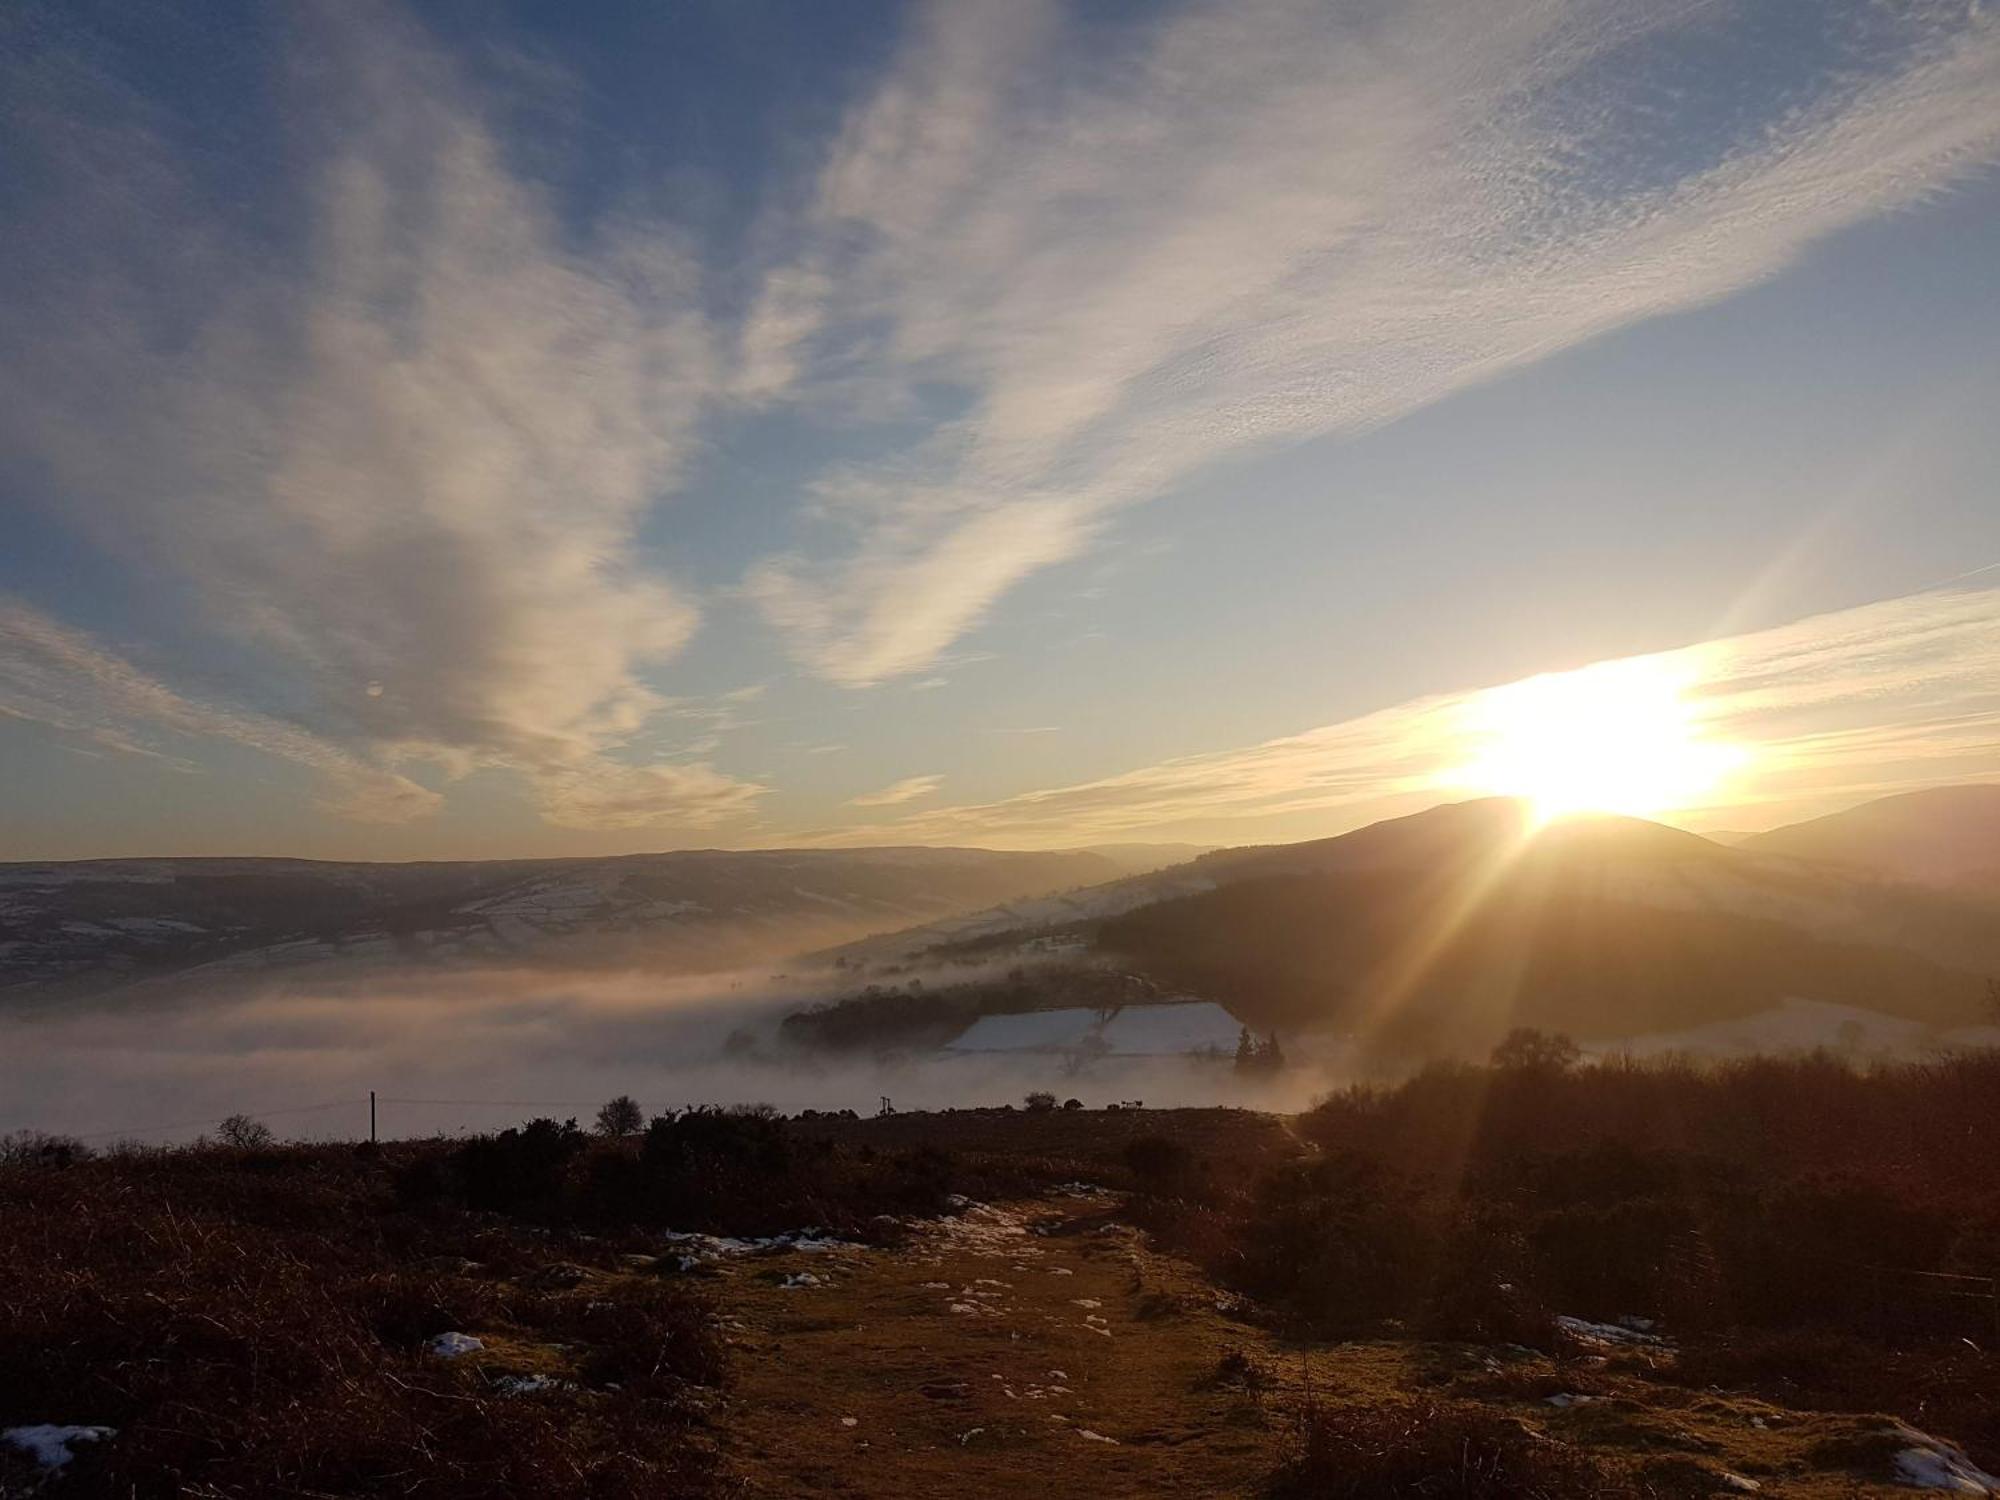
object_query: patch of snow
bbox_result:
[1096,1001,1244,1055]
[1078,1428,1119,1444]
[3,1425,116,1470]
[659,1228,853,1262]
[1889,1422,2000,1493]
[1545,1393,1595,1409]
[1719,1475,1762,1493]
[493,1374,571,1396]
[840,1416,859,1428]
[427,1332,484,1358]
[924,1201,1043,1262]
[947,1008,1102,1053]
[1555,1315,1668,1349]
[780,1272,823,1289]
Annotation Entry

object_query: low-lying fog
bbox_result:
[1,964,1333,1145]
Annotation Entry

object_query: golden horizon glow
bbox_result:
[1442,655,1748,826]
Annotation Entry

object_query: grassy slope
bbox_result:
[7,1079,1998,1497]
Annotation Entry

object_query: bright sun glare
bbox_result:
[1445,655,1747,825]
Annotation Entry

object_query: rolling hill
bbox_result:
[0,846,1148,1006]
[1739,784,2000,888]
[805,798,2000,1059]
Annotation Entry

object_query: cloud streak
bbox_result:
[0,3,762,833]
[748,0,2000,683]
[0,599,440,824]
[812,587,2000,848]
[847,773,945,808]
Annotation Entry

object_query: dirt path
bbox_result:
[712,1192,1288,1497]
[699,1192,1968,1498]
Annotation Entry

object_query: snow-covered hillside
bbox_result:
[0,848,1129,1003]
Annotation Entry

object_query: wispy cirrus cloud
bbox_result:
[847,773,945,808]
[746,0,2000,684]
[0,3,763,834]
[0,600,440,825]
[814,587,2000,848]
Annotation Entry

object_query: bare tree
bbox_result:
[216,1114,274,1149]
[594,1095,645,1137]
[1489,1028,1582,1073]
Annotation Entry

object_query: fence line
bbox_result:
[7,1097,362,1144]
[377,1097,610,1109]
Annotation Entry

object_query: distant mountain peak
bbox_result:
[1741,784,2000,887]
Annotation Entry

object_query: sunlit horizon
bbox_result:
[1443,656,1752,827]
[3,0,1997,863]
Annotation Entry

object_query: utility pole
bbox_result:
[370,1090,377,1145]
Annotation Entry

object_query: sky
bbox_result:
[1,0,1997,861]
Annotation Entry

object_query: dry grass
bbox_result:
[0,1144,725,1498]
[9,1086,1999,1496]
[1267,1397,1632,1498]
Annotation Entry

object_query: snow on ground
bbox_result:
[921,1201,1049,1269]
[947,1008,1102,1053]
[1096,1002,1243,1055]
[1554,1315,1669,1349]
[426,1332,483,1358]
[658,1228,854,1264]
[1889,1422,2000,1493]
[493,1374,572,1396]
[2,1425,116,1470]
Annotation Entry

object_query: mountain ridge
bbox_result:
[0,845,1170,1006]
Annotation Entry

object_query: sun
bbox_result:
[1443,655,1746,825]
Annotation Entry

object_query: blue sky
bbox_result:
[2,0,1998,859]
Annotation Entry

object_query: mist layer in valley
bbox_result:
[10,790,2000,1145]
[0,961,1333,1145]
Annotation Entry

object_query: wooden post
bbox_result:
[370,1090,377,1145]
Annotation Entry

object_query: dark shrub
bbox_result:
[1238,1155,1435,1332]
[0,1143,723,1499]
[1124,1134,1197,1195]
[0,1130,92,1168]
[554,1281,726,1395]
[453,1117,586,1216]
[636,1107,797,1227]
[1268,1397,1626,1498]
